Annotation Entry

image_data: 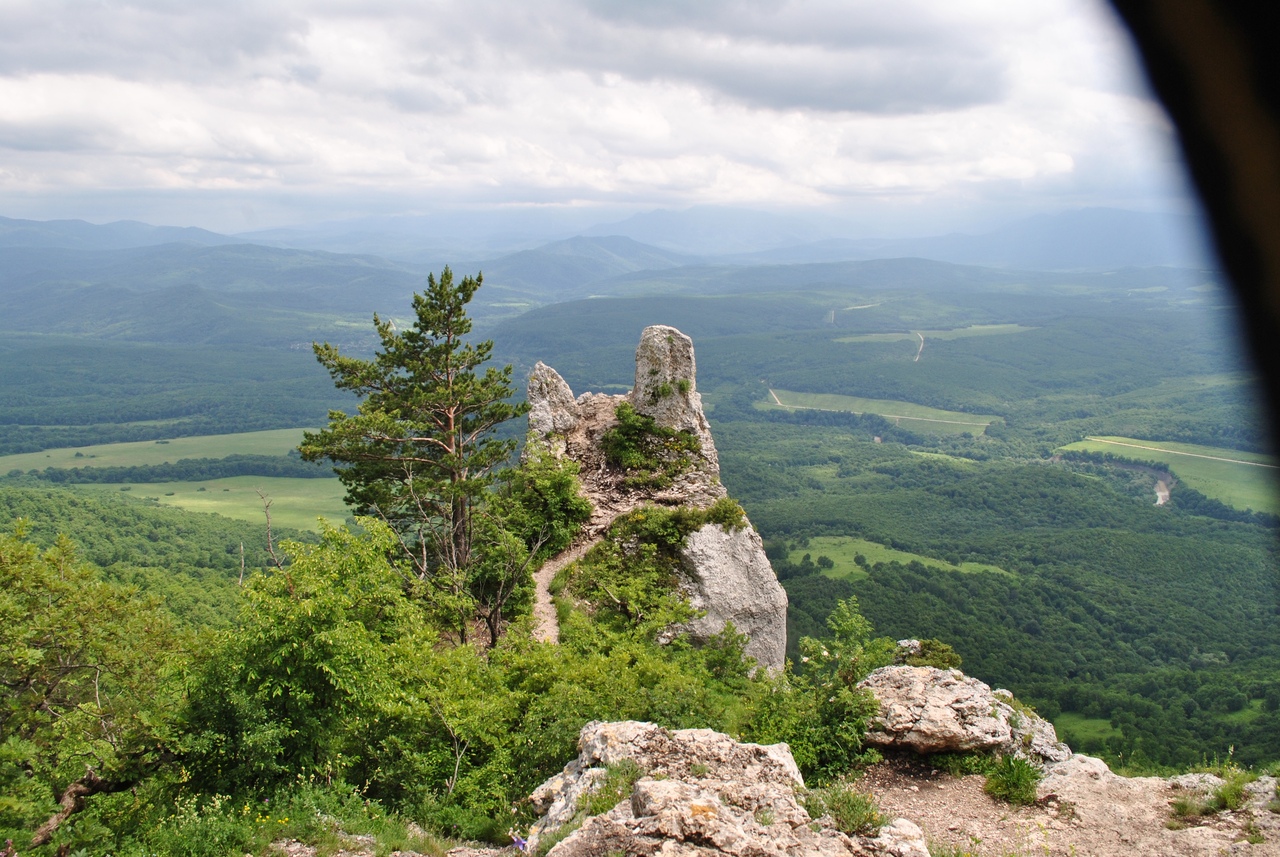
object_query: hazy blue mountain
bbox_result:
[581,206,830,255]
[0,215,238,250]
[0,242,433,345]
[233,208,624,262]
[0,242,422,299]
[477,235,700,299]
[720,208,1214,270]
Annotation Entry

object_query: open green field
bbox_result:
[0,428,310,472]
[760,389,1000,434]
[78,476,348,532]
[1059,436,1280,515]
[788,535,1009,579]
[834,324,1035,343]
[1054,713,1122,747]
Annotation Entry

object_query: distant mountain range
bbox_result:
[0,206,1215,272]
[0,215,236,251]
[0,207,1220,347]
[717,208,1215,270]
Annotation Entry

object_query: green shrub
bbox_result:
[564,502,746,637]
[1211,771,1253,811]
[983,756,1041,805]
[803,782,885,835]
[1171,793,1212,818]
[601,402,701,488]
[932,751,997,777]
[902,639,962,670]
[1169,766,1258,821]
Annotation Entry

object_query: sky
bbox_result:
[0,0,1198,236]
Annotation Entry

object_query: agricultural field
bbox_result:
[834,323,1036,343]
[1059,435,1280,515]
[1053,713,1123,753]
[78,475,348,532]
[0,428,309,472]
[759,389,999,434]
[0,428,348,531]
[787,535,1010,579]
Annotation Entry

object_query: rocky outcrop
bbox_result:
[526,327,725,528]
[527,325,787,670]
[631,325,719,475]
[526,720,929,857]
[675,523,789,670]
[859,666,1070,764]
[527,362,580,456]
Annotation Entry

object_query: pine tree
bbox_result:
[300,267,527,639]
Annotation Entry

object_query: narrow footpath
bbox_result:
[531,537,601,643]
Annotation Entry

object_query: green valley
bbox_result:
[761,389,1000,434]
[1059,435,1279,514]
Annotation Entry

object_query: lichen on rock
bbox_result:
[525,720,929,857]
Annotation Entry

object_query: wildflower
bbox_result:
[508,829,528,851]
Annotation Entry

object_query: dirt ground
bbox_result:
[861,752,1280,856]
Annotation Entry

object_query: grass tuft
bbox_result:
[982,756,1041,805]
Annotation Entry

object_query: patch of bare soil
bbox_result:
[859,752,1280,856]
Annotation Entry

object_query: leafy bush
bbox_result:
[802,781,885,835]
[901,639,962,670]
[749,598,887,784]
[982,756,1042,805]
[601,402,701,488]
[564,501,745,637]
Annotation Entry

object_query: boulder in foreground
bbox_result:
[859,665,1071,764]
[526,720,929,857]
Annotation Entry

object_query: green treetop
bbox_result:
[300,267,528,639]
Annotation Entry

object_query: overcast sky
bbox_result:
[0,0,1196,235]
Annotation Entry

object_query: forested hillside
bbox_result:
[1,220,1276,853]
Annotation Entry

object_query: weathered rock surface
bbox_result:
[631,325,719,476]
[526,720,930,857]
[526,325,787,670]
[676,523,789,671]
[526,362,580,455]
[859,666,1070,763]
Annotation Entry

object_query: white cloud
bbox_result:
[0,0,1192,231]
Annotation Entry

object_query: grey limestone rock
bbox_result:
[676,522,788,671]
[526,362,580,456]
[859,666,1071,764]
[526,720,928,857]
[630,324,719,478]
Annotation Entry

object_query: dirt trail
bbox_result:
[532,536,601,644]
